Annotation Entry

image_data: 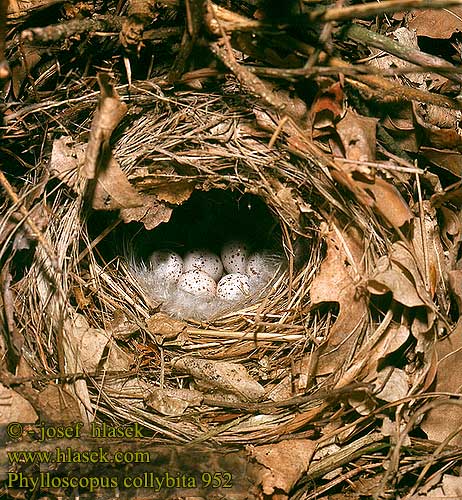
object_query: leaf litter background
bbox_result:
[2,0,462,499]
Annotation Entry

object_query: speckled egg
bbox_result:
[221,241,249,274]
[178,270,217,298]
[183,249,223,281]
[149,250,183,283]
[217,273,250,301]
[246,250,282,281]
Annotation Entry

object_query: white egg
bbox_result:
[149,250,183,283]
[217,273,250,301]
[246,250,283,281]
[183,249,223,281]
[178,270,217,298]
[221,241,249,274]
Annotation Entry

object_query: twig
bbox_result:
[210,42,303,121]
[21,15,124,42]
[343,24,462,85]
[346,72,462,109]
[307,0,462,23]
[169,0,206,82]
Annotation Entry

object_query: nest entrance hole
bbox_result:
[128,189,283,259]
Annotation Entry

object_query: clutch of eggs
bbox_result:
[130,242,284,320]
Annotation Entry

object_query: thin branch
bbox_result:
[308,0,462,23]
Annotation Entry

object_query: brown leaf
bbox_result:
[359,176,413,229]
[146,312,188,340]
[408,8,462,39]
[421,147,462,178]
[65,314,109,372]
[311,222,368,375]
[49,137,85,191]
[248,439,316,496]
[413,102,462,150]
[37,384,82,423]
[331,166,413,229]
[108,310,140,340]
[171,356,265,401]
[91,155,143,210]
[102,377,152,407]
[310,81,344,130]
[337,318,413,391]
[152,180,195,205]
[382,103,419,153]
[0,383,38,424]
[374,367,409,402]
[145,388,203,416]
[120,193,173,230]
[336,109,378,162]
[421,321,462,446]
[105,341,134,371]
[367,242,436,337]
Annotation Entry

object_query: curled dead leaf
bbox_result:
[83,73,128,179]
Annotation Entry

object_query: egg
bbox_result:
[178,270,217,298]
[246,250,283,281]
[217,273,250,301]
[183,249,223,281]
[221,241,249,274]
[149,250,183,283]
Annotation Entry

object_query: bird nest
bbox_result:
[2,1,459,499]
[9,83,389,435]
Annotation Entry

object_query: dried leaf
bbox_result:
[105,341,134,371]
[361,176,413,229]
[37,384,82,423]
[152,180,195,205]
[65,313,109,372]
[413,102,462,150]
[49,137,85,191]
[146,312,188,340]
[408,8,462,39]
[91,156,144,210]
[83,73,128,179]
[336,109,378,162]
[332,166,413,229]
[171,356,265,401]
[145,388,203,416]
[374,367,409,403]
[421,320,462,446]
[248,439,316,496]
[420,147,462,178]
[367,242,436,337]
[108,310,140,340]
[102,377,152,409]
[310,81,344,130]
[0,383,38,423]
[120,193,173,230]
[381,103,419,153]
[311,222,368,375]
